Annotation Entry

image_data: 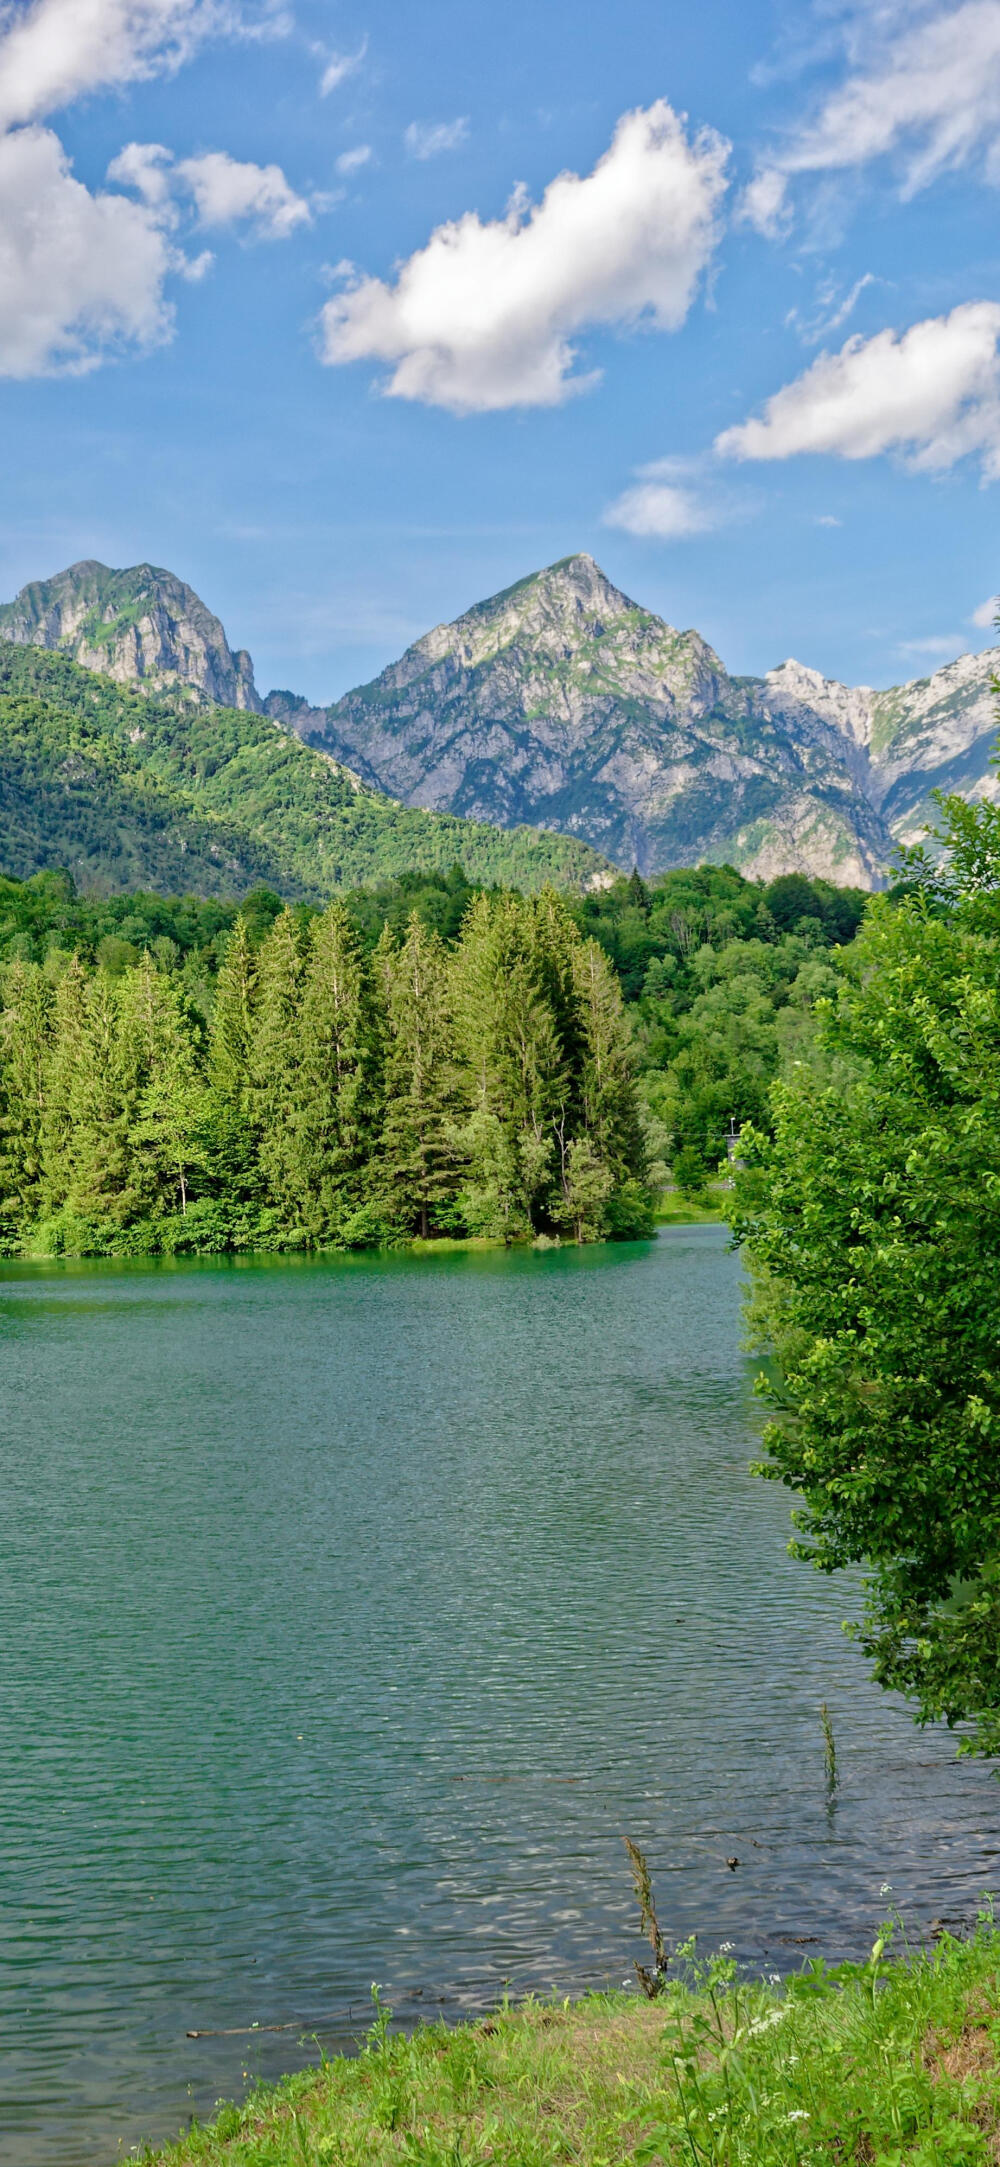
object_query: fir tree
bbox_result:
[451,892,566,1237]
[379,913,462,1238]
[293,904,383,1241]
[121,956,208,1220]
[249,907,305,1217]
[0,960,51,1245]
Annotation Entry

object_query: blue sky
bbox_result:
[1,0,1000,701]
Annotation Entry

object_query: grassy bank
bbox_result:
[654,1182,731,1225]
[144,1920,1000,2164]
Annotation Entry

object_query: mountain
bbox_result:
[0,560,263,713]
[5,553,998,889]
[277,556,1000,889]
[0,642,612,899]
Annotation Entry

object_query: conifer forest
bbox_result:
[0,860,866,1257]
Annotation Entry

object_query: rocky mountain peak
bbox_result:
[0,559,262,713]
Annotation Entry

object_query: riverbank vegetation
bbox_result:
[0,886,652,1255]
[0,858,869,1253]
[736,784,1000,1755]
[146,1918,1000,2165]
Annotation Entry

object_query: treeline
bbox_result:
[0,889,651,1257]
[585,865,870,1193]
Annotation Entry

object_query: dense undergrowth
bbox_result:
[143,1920,1000,2166]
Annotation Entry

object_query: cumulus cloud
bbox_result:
[0,123,174,374]
[971,593,1000,625]
[319,101,729,413]
[176,150,311,236]
[0,0,251,132]
[716,303,1000,477]
[744,0,1000,232]
[404,118,469,160]
[604,460,715,538]
[109,140,312,236]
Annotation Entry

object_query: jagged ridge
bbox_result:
[4,553,997,890]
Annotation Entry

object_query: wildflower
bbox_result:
[786,2109,810,2123]
[748,2007,790,2037]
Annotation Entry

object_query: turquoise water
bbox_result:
[1,1229,997,2166]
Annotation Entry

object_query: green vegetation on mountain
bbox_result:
[0,640,612,901]
[737,779,1000,1754]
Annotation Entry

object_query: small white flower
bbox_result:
[786,2109,810,2123]
[880,1882,892,1897]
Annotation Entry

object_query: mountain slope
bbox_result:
[0,560,263,712]
[0,643,612,898]
[277,556,999,888]
[5,554,998,889]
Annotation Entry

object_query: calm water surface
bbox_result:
[2,1230,998,2166]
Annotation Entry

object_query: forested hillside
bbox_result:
[0,642,611,899]
[0,886,651,1256]
[0,859,868,1252]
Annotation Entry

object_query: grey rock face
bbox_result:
[0,560,263,713]
[7,553,997,888]
[285,554,999,888]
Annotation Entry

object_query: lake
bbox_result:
[2,1228,997,2166]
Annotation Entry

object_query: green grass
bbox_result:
[141,1920,1000,2165]
[654,1183,731,1224]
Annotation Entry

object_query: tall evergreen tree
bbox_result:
[379,913,463,1238]
[451,892,566,1237]
[210,915,256,1111]
[570,936,651,1236]
[293,904,383,1241]
[40,957,89,1220]
[0,960,51,1246]
[249,906,305,1217]
[121,956,208,1221]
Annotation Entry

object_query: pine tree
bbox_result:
[249,907,305,1217]
[58,966,132,1229]
[121,955,207,1221]
[568,936,652,1237]
[293,904,383,1241]
[206,914,259,1205]
[451,893,566,1237]
[40,958,94,1222]
[0,960,51,1246]
[379,913,463,1237]
[210,916,256,1111]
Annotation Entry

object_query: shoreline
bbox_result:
[138,1919,1000,2164]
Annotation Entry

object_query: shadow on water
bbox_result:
[1,1228,997,2165]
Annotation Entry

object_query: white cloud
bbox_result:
[319,39,366,96]
[176,150,311,236]
[0,0,236,132]
[744,1,1000,232]
[336,144,372,176]
[814,513,842,526]
[786,271,880,346]
[109,139,312,237]
[971,593,1000,625]
[604,459,715,538]
[319,101,729,413]
[716,303,1000,477]
[0,123,173,375]
[404,118,469,160]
